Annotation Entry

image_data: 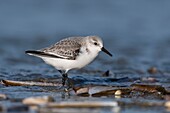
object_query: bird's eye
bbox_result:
[94,42,98,45]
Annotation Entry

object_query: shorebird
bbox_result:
[26,36,112,86]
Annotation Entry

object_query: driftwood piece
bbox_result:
[1,79,61,87]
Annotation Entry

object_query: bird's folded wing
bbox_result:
[41,38,82,60]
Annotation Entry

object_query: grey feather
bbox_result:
[41,37,84,60]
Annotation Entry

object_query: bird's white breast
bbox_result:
[41,46,99,72]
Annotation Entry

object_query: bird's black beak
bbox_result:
[101,47,112,57]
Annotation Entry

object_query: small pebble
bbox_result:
[147,67,158,74]
[115,90,122,96]
[102,70,110,77]
[114,90,122,99]
[0,94,7,100]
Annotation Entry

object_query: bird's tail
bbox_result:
[25,50,64,59]
[25,50,47,58]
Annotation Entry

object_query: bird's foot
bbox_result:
[61,74,73,91]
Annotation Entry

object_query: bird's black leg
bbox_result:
[58,70,62,74]
[62,73,68,86]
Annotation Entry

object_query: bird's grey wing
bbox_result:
[41,38,82,60]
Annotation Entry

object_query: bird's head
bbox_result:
[87,36,112,57]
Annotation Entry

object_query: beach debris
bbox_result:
[165,101,170,108]
[102,70,110,77]
[23,96,54,105]
[1,79,61,87]
[147,67,158,74]
[73,83,169,97]
[0,93,7,100]
[141,77,157,82]
[114,90,122,99]
[73,87,89,96]
[115,90,122,96]
[89,86,117,96]
[73,85,130,97]
[164,101,170,112]
[131,84,167,94]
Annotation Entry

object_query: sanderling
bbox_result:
[26,36,112,86]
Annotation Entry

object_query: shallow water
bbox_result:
[0,1,170,113]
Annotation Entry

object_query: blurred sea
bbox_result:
[0,0,170,67]
[1,1,170,39]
